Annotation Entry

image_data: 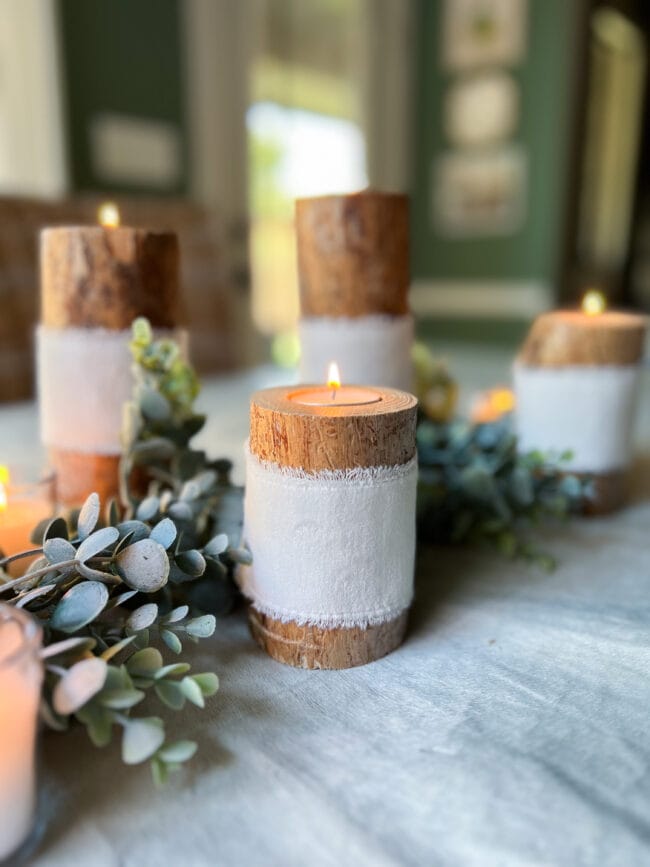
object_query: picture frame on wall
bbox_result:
[433,145,527,237]
[441,0,528,71]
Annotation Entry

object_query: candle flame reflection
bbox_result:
[98,202,120,228]
[582,290,606,316]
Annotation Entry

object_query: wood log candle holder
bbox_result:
[241,383,418,669]
[38,224,181,507]
[296,191,414,391]
[514,304,647,514]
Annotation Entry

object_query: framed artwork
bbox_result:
[442,0,528,71]
[444,70,519,147]
[433,145,527,237]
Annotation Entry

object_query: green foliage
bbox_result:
[417,415,591,569]
[1,319,246,783]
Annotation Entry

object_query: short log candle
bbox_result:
[296,191,414,391]
[38,209,181,507]
[241,379,418,669]
[514,292,647,513]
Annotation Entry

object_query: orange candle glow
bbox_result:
[0,468,54,573]
[471,388,516,424]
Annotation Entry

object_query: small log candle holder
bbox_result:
[38,223,181,507]
[296,191,414,391]
[241,383,418,669]
[514,300,647,513]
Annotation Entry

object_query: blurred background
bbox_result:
[0,0,648,400]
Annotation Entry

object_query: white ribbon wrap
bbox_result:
[240,447,418,628]
[513,363,641,472]
[37,325,187,455]
[299,314,414,391]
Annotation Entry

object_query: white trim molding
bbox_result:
[410,280,554,319]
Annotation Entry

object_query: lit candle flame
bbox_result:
[471,388,516,424]
[98,201,120,228]
[327,361,341,401]
[0,466,9,512]
[582,290,606,316]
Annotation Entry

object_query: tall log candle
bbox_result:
[241,370,418,669]
[514,292,647,513]
[38,206,181,507]
[296,191,414,391]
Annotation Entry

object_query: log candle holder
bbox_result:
[296,191,414,391]
[514,296,647,514]
[241,382,418,669]
[38,222,181,507]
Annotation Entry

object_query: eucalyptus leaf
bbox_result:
[158,740,197,763]
[161,629,182,654]
[136,496,160,522]
[41,636,97,659]
[77,493,101,540]
[180,676,205,708]
[121,717,165,765]
[162,604,189,624]
[44,517,69,542]
[50,582,110,633]
[149,517,177,549]
[126,603,159,632]
[43,537,77,566]
[53,657,107,715]
[184,614,216,639]
[130,438,176,465]
[192,672,219,697]
[154,662,191,679]
[126,647,164,677]
[117,521,150,543]
[154,680,186,710]
[77,527,119,563]
[139,386,172,421]
[175,549,206,578]
[75,703,113,748]
[116,539,169,592]
[203,533,228,557]
[168,502,193,522]
[99,688,145,710]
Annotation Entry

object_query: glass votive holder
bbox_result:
[0,604,43,862]
[0,465,55,576]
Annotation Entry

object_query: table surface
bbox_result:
[4,345,650,867]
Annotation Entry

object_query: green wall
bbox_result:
[411,0,581,290]
[59,0,188,195]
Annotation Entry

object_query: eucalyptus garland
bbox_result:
[416,415,589,569]
[0,319,245,784]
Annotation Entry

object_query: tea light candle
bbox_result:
[37,203,182,507]
[241,370,418,669]
[296,191,414,391]
[513,291,647,512]
[0,605,43,861]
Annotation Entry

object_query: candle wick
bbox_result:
[331,388,337,401]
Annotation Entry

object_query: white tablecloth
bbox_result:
[3,349,650,867]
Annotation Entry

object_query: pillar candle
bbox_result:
[296,191,414,391]
[513,293,647,513]
[241,378,418,669]
[38,212,181,507]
